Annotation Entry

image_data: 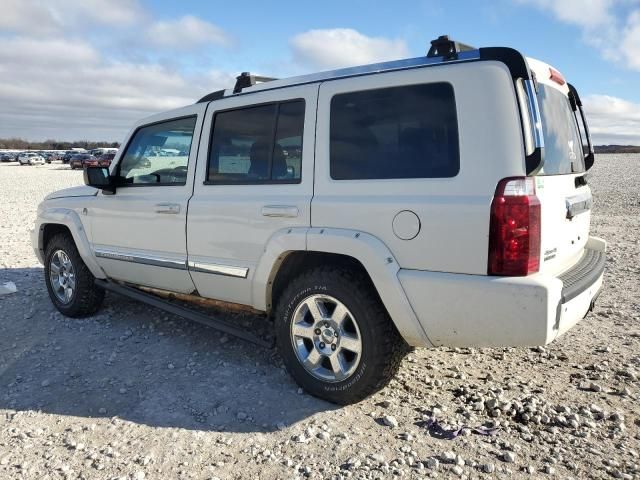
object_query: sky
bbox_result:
[0,0,639,145]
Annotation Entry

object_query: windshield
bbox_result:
[537,84,585,175]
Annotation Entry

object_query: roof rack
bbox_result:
[233,72,278,93]
[196,36,478,103]
[196,72,279,103]
[427,35,475,60]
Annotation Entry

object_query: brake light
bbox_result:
[549,67,566,86]
[488,177,541,276]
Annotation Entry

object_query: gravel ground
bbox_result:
[0,157,639,480]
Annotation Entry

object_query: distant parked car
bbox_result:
[62,151,78,163]
[69,153,96,170]
[44,153,58,163]
[1,153,15,162]
[94,152,116,168]
[18,152,45,165]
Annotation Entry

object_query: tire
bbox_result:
[44,233,105,317]
[275,266,408,404]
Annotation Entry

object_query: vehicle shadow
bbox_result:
[0,267,335,433]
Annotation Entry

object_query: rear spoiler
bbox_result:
[568,83,595,171]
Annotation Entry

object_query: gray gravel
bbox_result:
[1,156,639,479]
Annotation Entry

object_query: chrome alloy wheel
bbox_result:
[290,294,362,382]
[49,250,76,304]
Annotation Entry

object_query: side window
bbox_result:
[330,83,459,180]
[207,99,305,184]
[117,116,197,186]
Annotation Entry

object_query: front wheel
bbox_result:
[275,266,408,404]
[44,233,105,317]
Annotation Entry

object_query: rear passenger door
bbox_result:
[187,85,317,306]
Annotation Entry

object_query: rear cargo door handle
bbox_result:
[155,203,181,214]
[261,205,299,218]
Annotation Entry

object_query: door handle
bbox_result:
[155,203,181,214]
[261,205,299,218]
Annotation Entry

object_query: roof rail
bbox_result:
[427,35,475,60]
[233,72,278,93]
[197,89,226,103]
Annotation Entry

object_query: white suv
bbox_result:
[32,36,606,404]
[19,152,46,165]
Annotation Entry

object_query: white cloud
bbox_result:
[0,2,237,141]
[290,28,409,70]
[515,0,640,72]
[621,11,640,70]
[584,94,640,144]
[62,0,145,26]
[514,0,615,28]
[0,0,144,34]
[146,15,231,49]
[0,36,99,67]
[0,0,62,34]
[0,37,234,141]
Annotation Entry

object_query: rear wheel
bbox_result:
[275,266,408,404]
[44,233,105,317]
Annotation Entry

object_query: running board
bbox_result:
[95,279,272,348]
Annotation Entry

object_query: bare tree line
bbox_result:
[0,138,120,150]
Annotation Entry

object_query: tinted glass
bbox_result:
[537,85,585,175]
[118,116,196,185]
[207,100,304,184]
[330,83,459,180]
[273,101,305,181]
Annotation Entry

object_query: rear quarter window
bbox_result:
[330,82,459,180]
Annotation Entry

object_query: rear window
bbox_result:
[330,83,459,180]
[537,85,585,175]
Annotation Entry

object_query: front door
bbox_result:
[187,85,318,306]
[89,104,206,293]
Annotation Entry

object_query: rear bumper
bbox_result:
[398,236,606,347]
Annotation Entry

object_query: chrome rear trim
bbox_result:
[524,79,545,149]
[187,261,249,279]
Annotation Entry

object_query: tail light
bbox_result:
[488,177,541,276]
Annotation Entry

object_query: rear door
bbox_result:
[187,85,317,306]
[527,59,592,274]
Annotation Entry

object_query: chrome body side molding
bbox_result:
[94,248,187,270]
[93,248,249,278]
[187,261,249,279]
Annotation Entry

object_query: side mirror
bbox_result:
[84,166,115,194]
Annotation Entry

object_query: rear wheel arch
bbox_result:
[268,251,377,314]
